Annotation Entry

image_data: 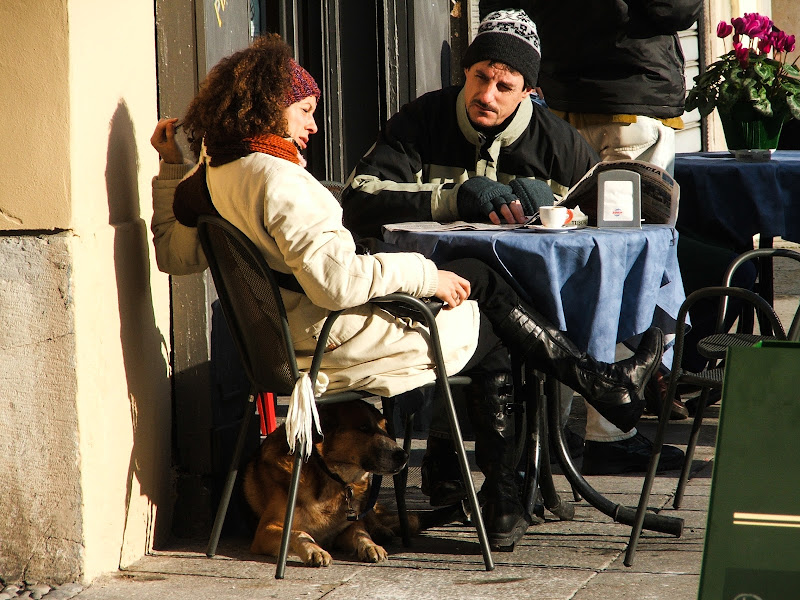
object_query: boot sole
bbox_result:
[488,515,529,551]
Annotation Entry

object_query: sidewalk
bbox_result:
[70,239,798,600]
[72,408,717,600]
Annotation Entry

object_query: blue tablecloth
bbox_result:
[384,225,685,364]
[674,150,800,249]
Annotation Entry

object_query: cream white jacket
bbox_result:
[151,153,479,396]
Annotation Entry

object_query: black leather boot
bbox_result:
[466,373,529,550]
[421,437,467,506]
[495,305,663,432]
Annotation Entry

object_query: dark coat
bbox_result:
[482,0,703,118]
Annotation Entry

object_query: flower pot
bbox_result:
[718,103,787,150]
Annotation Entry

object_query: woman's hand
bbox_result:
[150,117,184,164]
[434,270,471,309]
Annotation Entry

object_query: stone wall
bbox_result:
[0,234,82,583]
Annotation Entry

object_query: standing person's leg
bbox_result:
[567,114,686,472]
[573,115,677,175]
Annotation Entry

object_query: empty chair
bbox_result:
[625,284,785,566]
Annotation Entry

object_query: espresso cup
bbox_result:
[540,206,574,228]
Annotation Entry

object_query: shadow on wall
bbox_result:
[105,100,173,556]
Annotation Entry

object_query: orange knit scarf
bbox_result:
[243,133,302,165]
[205,133,302,167]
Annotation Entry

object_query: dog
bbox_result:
[243,399,413,567]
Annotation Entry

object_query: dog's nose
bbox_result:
[392,448,409,471]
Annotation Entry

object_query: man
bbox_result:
[341,9,683,544]
[511,0,703,422]
[518,0,703,176]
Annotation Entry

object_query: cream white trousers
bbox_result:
[574,115,677,176]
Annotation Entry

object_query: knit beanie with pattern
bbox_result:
[286,59,320,105]
[461,9,541,88]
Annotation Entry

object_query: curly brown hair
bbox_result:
[182,34,292,158]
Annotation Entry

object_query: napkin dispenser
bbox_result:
[596,169,642,228]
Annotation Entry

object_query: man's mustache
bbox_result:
[469,100,497,113]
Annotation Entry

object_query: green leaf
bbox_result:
[783,63,800,77]
[787,95,800,121]
[752,61,776,85]
[752,97,773,116]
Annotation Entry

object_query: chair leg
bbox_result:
[624,370,677,567]
[275,449,305,579]
[382,397,413,547]
[395,413,414,547]
[439,377,495,571]
[207,394,256,558]
[539,377,575,521]
[522,376,542,518]
[674,387,713,508]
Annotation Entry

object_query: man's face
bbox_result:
[463,60,533,128]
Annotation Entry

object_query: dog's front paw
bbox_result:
[299,545,332,567]
[357,541,388,563]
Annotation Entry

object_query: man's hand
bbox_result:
[434,270,471,309]
[457,176,528,224]
[509,178,555,213]
[150,117,184,164]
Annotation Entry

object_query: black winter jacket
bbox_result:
[484,0,703,119]
[341,86,599,240]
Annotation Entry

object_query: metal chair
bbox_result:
[625,285,786,566]
[696,248,800,359]
[195,214,494,577]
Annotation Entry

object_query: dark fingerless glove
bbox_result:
[509,178,555,216]
[457,176,517,221]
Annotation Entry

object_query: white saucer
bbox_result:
[528,224,580,232]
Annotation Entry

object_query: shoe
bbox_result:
[549,426,584,463]
[482,468,530,550]
[421,438,466,507]
[685,389,722,417]
[644,370,689,420]
[581,432,685,476]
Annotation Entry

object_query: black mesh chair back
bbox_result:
[320,180,346,204]
[199,216,299,395]
[706,248,800,349]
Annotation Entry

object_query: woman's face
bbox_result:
[284,96,318,150]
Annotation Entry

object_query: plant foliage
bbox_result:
[686,13,800,121]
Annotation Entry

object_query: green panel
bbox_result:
[698,345,800,600]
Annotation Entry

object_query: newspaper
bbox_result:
[553,160,680,227]
[383,221,523,232]
[385,160,680,232]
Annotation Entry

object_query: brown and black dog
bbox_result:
[243,399,412,567]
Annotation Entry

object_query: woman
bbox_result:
[150,34,663,549]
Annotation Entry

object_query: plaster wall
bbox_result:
[0,1,71,229]
[0,0,173,586]
[772,0,799,65]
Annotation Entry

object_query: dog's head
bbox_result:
[314,400,408,477]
